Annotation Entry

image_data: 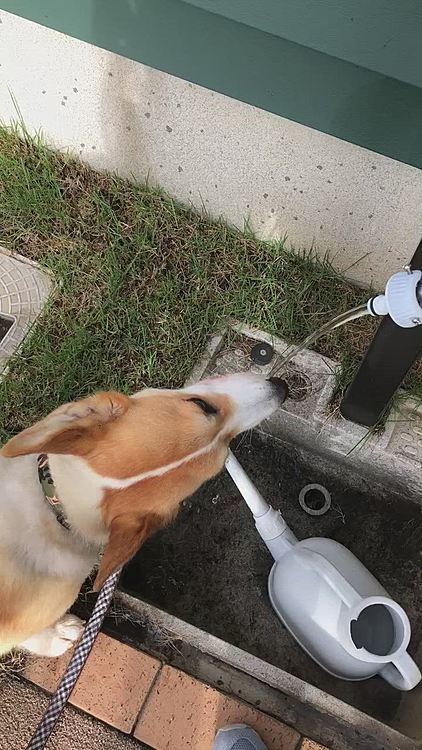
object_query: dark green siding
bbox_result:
[183,1,421,88]
[1,0,421,168]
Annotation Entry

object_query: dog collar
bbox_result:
[37,454,71,531]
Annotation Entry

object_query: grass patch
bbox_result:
[0,126,420,441]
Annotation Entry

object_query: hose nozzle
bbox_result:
[368,270,422,328]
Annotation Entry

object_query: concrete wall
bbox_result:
[1,10,422,290]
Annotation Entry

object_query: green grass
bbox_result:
[0,126,420,442]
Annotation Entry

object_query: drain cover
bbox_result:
[0,250,52,372]
[251,341,274,365]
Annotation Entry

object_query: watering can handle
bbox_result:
[380,652,422,691]
[299,548,361,607]
[298,550,421,691]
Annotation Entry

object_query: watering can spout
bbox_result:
[225,450,270,516]
[225,450,297,560]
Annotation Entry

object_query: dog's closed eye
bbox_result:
[187,397,218,416]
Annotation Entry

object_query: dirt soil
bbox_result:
[121,431,422,727]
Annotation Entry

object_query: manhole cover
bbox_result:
[0,250,52,371]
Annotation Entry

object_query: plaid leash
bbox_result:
[26,569,121,750]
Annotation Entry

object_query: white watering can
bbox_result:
[225,451,421,691]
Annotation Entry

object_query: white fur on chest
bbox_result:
[48,454,109,546]
[0,455,101,580]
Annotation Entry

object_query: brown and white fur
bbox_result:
[0,373,285,657]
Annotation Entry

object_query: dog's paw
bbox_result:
[44,634,76,657]
[40,616,84,657]
[20,615,84,657]
[55,614,84,643]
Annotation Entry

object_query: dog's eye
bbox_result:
[187,397,218,416]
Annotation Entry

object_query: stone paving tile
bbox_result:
[24,632,161,733]
[134,665,300,750]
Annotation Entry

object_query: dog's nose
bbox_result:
[267,377,288,404]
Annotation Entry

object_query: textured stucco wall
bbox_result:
[1,10,422,290]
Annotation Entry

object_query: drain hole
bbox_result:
[304,489,326,511]
[0,314,14,343]
[283,367,312,401]
[299,483,331,516]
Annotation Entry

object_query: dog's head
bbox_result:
[2,373,287,588]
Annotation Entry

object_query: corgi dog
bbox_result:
[0,373,286,657]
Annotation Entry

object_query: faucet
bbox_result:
[340,241,422,426]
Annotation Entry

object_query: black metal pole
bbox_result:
[340,241,422,426]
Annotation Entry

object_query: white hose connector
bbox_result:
[253,506,297,560]
[368,270,422,328]
[253,505,290,540]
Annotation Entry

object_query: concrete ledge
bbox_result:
[116,593,417,750]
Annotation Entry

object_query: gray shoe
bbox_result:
[212,724,268,750]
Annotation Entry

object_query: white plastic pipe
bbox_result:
[225,449,297,559]
[225,450,270,517]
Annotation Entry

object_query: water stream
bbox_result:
[227,303,370,480]
[270,303,369,377]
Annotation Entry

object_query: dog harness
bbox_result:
[37,453,71,531]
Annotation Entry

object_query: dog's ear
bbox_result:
[1,391,130,458]
[92,513,161,591]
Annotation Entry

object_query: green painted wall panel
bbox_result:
[1,0,422,168]
[182,0,421,88]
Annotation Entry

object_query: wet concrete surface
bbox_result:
[122,431,422,730]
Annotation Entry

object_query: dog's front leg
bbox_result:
[19,614,84,657]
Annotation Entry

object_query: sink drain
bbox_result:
[299,483,331,516]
